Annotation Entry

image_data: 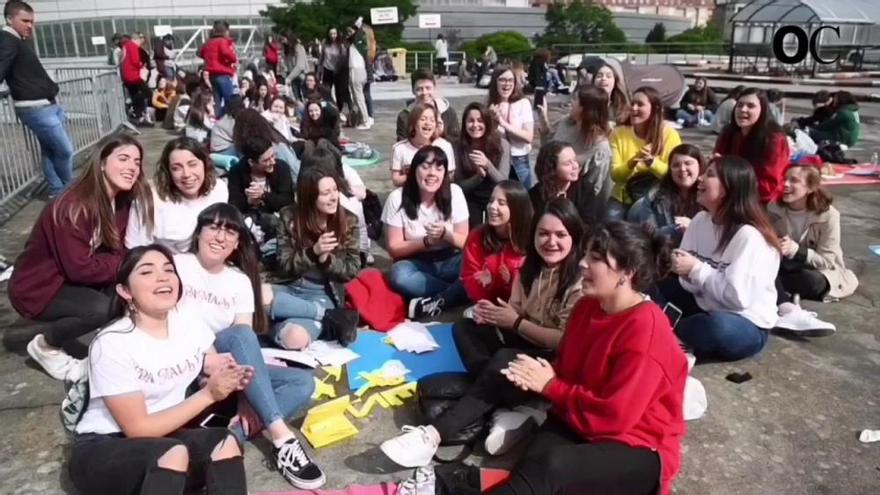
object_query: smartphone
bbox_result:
[199,413,231,429]
[534,88,546,109]
[663,303,683,329]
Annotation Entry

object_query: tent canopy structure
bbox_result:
[731,0,880,26]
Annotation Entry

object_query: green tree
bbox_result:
[263,0,418,48]
[460,31,532,61]
[645,23,666,44]
[666,23,723,44]
[535,0,626,47]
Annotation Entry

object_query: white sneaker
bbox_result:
[367,117,375,126]
[356,123,372,130]
[64,358,88,383]
[380,425,440,467]
[774,307,836,337]
[484,408,537,456]
[397,465,436,495]
[27,334,74,381]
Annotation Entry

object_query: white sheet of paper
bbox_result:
[388,321,439,354]
[307,340,360,367]
[261,348,319,368]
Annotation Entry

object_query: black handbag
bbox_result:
[625,173,660,203]
[417,372,487,446]
[362,189,383,241]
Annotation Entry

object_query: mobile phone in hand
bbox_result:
[534,88,546,110]
[199,413,231,429]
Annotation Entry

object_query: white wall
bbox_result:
[28,0,285,22]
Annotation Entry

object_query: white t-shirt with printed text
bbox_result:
[76,309,216,435]
[173,252,255,333]
[381,185,468,249]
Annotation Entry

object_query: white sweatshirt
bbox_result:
[679,211,780,329]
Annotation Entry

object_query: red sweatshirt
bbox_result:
[120,40,144,85]
[543,298,687,495]
[199,37,237,77]
[8,195,130,319]
[714,131,790,203]
[460,226,526,303]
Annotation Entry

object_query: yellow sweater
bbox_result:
[609,124,682,204]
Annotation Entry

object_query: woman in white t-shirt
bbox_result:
[382,145,470,320]
[654,155,781,362]
[126,137,228,253]
[262,96,295,143]
[488,64,535,188]
[176,203,326,489]
[70,245,251,495]
[390,102,456,187]
[269,166,362,350]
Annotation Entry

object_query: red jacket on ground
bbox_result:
[714,131,790,203]
[460,226,526,303]
[120,40,144,85]
[543,298,688,495]
[8,195,130,319]
[199,37,237,77]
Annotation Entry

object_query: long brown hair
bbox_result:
[53,133,153,251]
[574,85,611,145]
[535,141,575,202]
[481,180,533,255]
[154,136,218,202]
[662,143,706,218]
[628,86,666,156]
[459,102,503,175]
[713,155,781,253]
[786,164,832,213]
[717,88,784,170]
[293,165,350,248]
[406,102,438,141]
[487,64,525,105]
[593,62,629,124]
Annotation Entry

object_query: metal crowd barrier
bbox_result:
[0,70,127,211]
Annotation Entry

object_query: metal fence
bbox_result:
[0,70,126,211]
[405,51,466,75]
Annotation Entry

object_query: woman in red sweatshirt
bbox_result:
[9,134,153,382]
[498,221,688,495]
[199,21,238,118]
[714,87,790,203]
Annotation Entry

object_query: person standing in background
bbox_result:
[0,1,76,197]
[347,19,370,130]
[284,33,308,102]
[434,34,448,77]
[200,20,237,118]
[120,32,153,125]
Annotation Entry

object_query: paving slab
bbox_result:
[1,82,879,495]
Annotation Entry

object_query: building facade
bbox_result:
[532,0,714,27]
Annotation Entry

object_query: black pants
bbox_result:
[69,428,247,495]
[487,416,660,495]
[334,70,351,114]
[778,259,830,303]
[36,284,115,350]
[436,58,447,76]
[432,347,551,440]
[453,318,542,376]
[364,82,373,118]
[125,81,151,119]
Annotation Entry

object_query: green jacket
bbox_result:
[816,103,860,147]
[277,205,361,307]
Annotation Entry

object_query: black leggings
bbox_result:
[777,259,831,303]
[125,81,151,118]
[36,284,115,351]
[452,318,542,377]
[487,416,660,495]
[432,347,551,441]
[69,428,246,495]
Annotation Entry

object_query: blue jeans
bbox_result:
[606,198,627,221]
[212,325,315,441]
[210,75,235,118]
[15,104,75,197]
[510,155,533,189]
[653,277,768,362]
[270,279,335,347]
[675,108,714,127]
[389,251,468,306]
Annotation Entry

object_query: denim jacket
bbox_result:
[626,187,683,246]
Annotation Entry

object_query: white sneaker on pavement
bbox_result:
[774,306,836,337]
[381,425,440,467]
[484,408,537,456]
[27,334,74,381]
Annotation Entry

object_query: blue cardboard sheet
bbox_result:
[346,324,466,392]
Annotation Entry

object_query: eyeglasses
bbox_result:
[497,77,515,84]
[205,223,240,240]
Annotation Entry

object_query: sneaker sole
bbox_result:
[484,417,537,456]
[407,299,422,320]
[773,327,836,338]
[286,471,326,490]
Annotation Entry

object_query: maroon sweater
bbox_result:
[8,196,130,319]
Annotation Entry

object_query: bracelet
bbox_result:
[513,316,524,334]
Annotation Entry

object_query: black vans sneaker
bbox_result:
[408,297,444,320]
[273,438,326,489]
[322,308,360,346]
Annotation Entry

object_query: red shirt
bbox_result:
[8,195,130,319]
[543,298,688,495]
[120,40,144,85]
[460,226,526,303]
[199,37,237,77]
[714,131,790,203]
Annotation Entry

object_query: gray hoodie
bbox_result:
[396,97,460,142]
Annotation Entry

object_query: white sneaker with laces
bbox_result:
[397,465,436,495]
[274,437,326,489]
[484,408,537,456]
[380,425,440,467]
[774,307,836,337]
[408,297,443,320]
[27,334,74,381]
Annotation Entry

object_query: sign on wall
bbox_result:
[370,7,399,25]
[91,36,106,46]
[153,25,173,37]
[418,14,442,29]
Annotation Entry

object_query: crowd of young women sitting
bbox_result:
[6,63,859,495]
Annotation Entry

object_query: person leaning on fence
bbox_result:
[0,0,76,197]
[8,134,154,382]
